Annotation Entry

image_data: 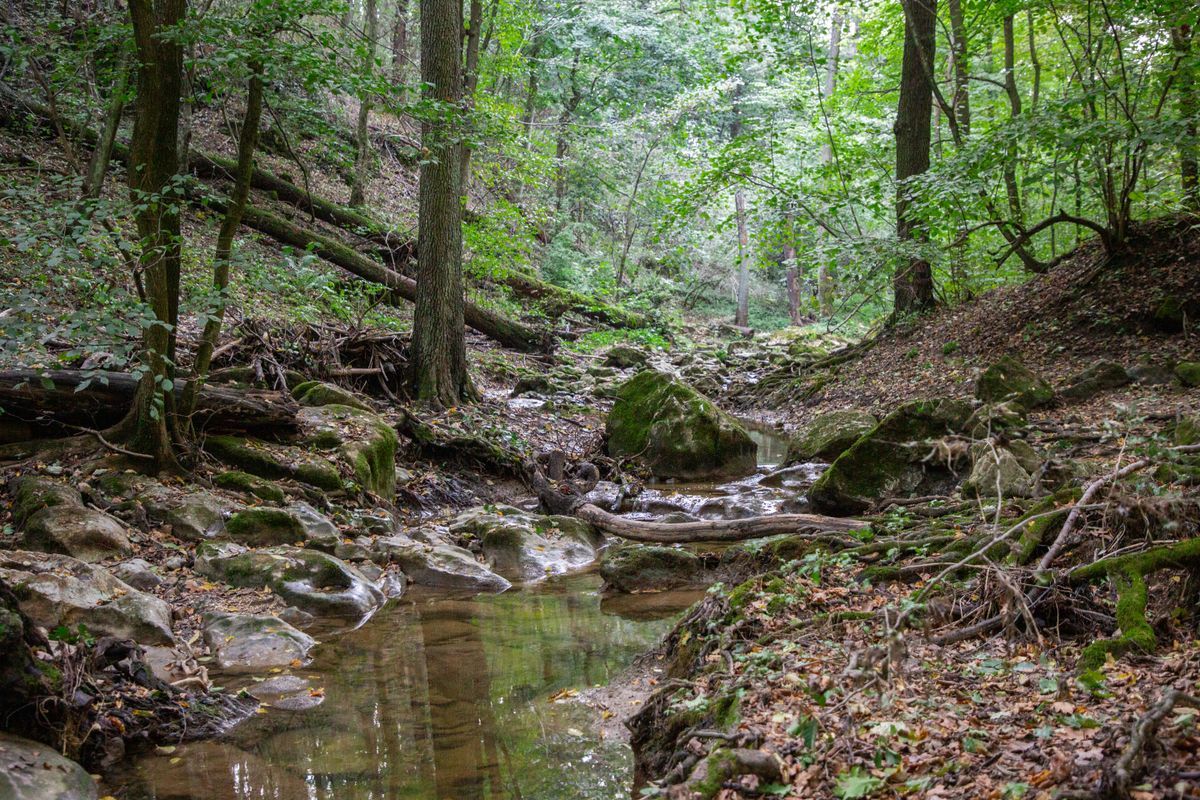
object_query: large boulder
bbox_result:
[371,538,511,592]
[195,544,384,619]
[0,733,97,800]
[204,435,343,491]
[606,370,756,479]
[449,506,600,583]
[164,492,230,541]
[299,404,398,498]
[785,409,878,464]
[599,545,702,593]
[10,476,131,562]
[1175,361,1200,388]
[0,551,173,645]
[1060,360,1131,401]
[809,398,973,515]
[603,344,649,369]
[961,445,1034,498]
[225,508,306,547]
[202,612,316,671]
[975,355,1054,410]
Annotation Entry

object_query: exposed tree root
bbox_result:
[1100,688,1200,800]
[669,748,783,800]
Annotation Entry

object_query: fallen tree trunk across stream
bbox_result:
[573,502,865,543]
[0,369,299,434]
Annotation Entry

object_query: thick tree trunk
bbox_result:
[115,0,187,472]
[81,51,131,200]
[412,0,473,406]
[893,0,937,315]
[0,369,299,434]
[350,0,378,207]
[181,67,265,420]
[1172,24,1198,211]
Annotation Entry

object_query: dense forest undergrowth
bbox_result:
[1,0,1200,798]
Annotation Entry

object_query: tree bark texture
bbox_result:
[350,0,378,207]
[390,0,409,102]
[1172,24,1198,211]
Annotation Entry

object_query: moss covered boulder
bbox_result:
[606,370,756,479]
[603,344,649,369]
[299,404,398,498]
[975,355,1054,410]
[204,435,343,491]
[293,381,372,412]
[809,397,973,515]
[599,545,703,593]
[11,477,132,562]
[226,508,306,547]
[214,471,286,503]
[1174,361,1200,387]
[785,409,877,464]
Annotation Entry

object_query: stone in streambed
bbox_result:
[450,505,600,583]
[599,545,703,593]
[213,470,286,503]
[10,476,131,562]
[785,409,878,464]
[370,538,511,592]
[606,370,756,480]
[202,612,316,671]
[0,732,97,800]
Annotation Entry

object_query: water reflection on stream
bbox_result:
[110,573,698,800]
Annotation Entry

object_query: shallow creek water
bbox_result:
[106,424,795,800]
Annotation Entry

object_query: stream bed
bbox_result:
[105,574,700,800]
[104,422,793,800]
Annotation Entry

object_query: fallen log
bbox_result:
[209,197,551,354]
[573,502,864,544]
[498,269,649,329]
[0,369,299,434]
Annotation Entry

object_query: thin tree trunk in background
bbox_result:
[893,0,936,314]
[522,38,541,141]
[350,0,378,207]
[390,0,409,104]
[82,51,131,200]
[815,11,841,320]
[114,0,186,471]
[734,188,750,327]
[784,211,800,324]
[1172,24,1198,211]
[555,49,582,214]
[947,0,970,135]
[411,0,472,407]
[1002,15,1024,225]
[458,0,483,196]
[1027,10,1041,111]
[181,66,264,420]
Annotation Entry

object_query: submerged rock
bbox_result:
[0,551,174,644]
[975,355,1054,410]
[0,732,97,800]
[785,409,878,464]
[606,370,756,479]
[202,612,316,671]
[809,397,973,515]
[450,506,600,583]
[599,545,703,593]
[371,538,511,592]
[195,543,384,619]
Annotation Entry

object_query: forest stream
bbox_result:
[100,429,792,800]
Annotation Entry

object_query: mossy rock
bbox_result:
[294,381,372,412]
[1174,361,1200,387]
[606,370,756,480]
[603,344,648,369]
[214,471,286,503]
[1060,360,1131,401]
[975,355,1054,410]
[226,508,306,547]
[512,373,557,397]
[599,544,703,593]
[8,476,81,528]
[785,409,877,463]
[204,435,343,492]
[809,397,973,515]
[300,404,397,498]
[963,402,1027,438]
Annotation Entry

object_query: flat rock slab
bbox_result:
[203,612,317,671]
[0,733,97,800]
[372,538,511,592]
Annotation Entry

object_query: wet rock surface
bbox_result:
[0,733,97,800]
[202,612,317,671]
